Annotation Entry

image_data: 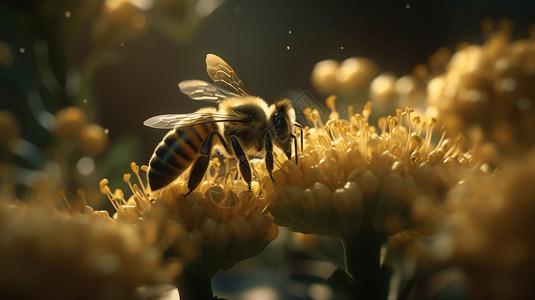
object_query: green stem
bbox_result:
[176,272,214,300]
[340,230,388,300]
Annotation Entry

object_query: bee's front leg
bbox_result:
[230,136,252,192]
[263,130,275,182]
[293,122,304,164]
[291,134,298,164]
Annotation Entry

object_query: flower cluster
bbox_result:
[54,106,109,156]
[51,106,110,209]
[311,57,379,97]
[430,151,535,300]
[264,103,475,239]
[100,161,278,299]
[311,56,428,117]
[93,0,148,47]
[0,199,179,300]
[425,22,535,154]
[258,102,478,299]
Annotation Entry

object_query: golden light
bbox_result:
[105,0,154,11]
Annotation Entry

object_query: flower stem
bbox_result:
[340,230,388,299]
[176,272,214,300]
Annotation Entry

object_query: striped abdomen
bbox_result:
[148,122,218,190]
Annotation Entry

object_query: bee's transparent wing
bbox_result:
[206,54,254,97]
[178,80,236,103]
[143,112,250,129]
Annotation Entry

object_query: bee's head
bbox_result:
[272,98,295,119]
[268,99,296,158]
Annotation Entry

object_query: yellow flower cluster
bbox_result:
[311,57,379,97]
[0,200,179,300]
[311,56,429,117]
[426,23,535,153]
[432,151,535,300]
[263,103,476,238]
[100,162,278,286]
[93,0,148,47]
[54,106,109,156]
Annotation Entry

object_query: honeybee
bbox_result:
[144,54,303,195]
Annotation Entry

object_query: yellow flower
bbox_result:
[264,103,474,238]
[260,102,477,298]
[0,199,179,300]
[53,106,88,139]
[100,161,278,299]
[311,57,379,96]
[78,123,109,156]
[92,0,148,48]
[425,23,535,154]
[431,151,535,300]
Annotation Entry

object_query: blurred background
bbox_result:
[3,0,535,166]
[1,0,535,299]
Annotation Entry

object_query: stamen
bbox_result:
[123,173,136,195]
[450,135,465,158]
[77,189,87,207]
[378,117,387,135]
[437,126,447,150]
[362,102,372,121]
[58,188,72,210]
[108,191,121,213]
[413,116,422,135]
[131,184,145,213]
[406,108,414,137]
[424,118,437,148]
[311,111,318,131]
[387,116,395,149]
[130,162,148,195]
[326,95,339,120]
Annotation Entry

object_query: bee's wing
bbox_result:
[206,54,254,97]
[143,112,250,129]
[178,80,236,103]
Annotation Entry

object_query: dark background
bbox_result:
[2,0,535,162]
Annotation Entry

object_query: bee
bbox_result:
[144,54,303,195]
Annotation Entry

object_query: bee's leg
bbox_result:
[263,130,275,182]
[230,136,252,192]
[294,122,304,153]
[184,131,216,197]
[291,134,298,164]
